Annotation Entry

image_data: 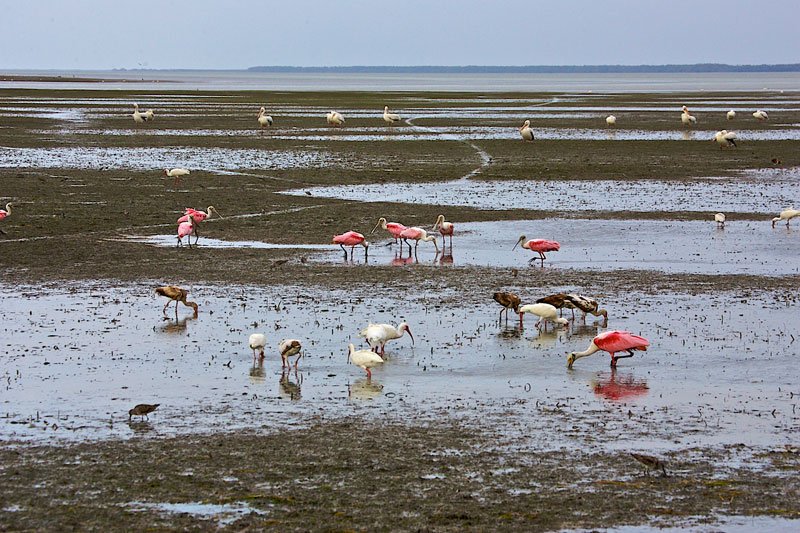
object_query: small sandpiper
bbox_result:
[129,404,160,421]
[630,453,668,477]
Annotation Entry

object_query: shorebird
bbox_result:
[333,231,368,260]
[177,214,196,248]
[630,453,668,477]
[132,103,147,125]
[713,130,738,149]
[129,403,159,421]
[359,322,414,357]
[154,285,198,316]
[0,203,13,234]
[257,107,273,128]
[714,213,726,228]
[249,333,268,362]
[606,115,616,127]
[493,292,521,323]
[771,157,782,167]
[537,293,608,322]
[567,330,650,368]
[279,339,302,368]
[400,227,440,254]
[753,110,769,121]
[371,217,407,244]
[383,106,401,123]
[177,206,221,244]
[164,168,190,185]
[513,235,560,266]
[772,208,800,228]
[726,110,736,121]
[327,111,345,127]
[432,215,454,248]
[144,109,155,121]
[681,105,696,126]
[348,343,384,378]
[520,120,534,142]
[518,303,569,329]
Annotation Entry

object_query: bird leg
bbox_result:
[366,368,372,379]
[162,299,173,314]
[615,349,636,360]
[294,353,302,367]
[193,226,200,245]
[340,243,348,259]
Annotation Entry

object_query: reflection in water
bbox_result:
[389,251,414,266]
[127,421,155,434]
[497,324,523,340]
[157,314,197,335]
[681,130,693,141]
[279,369,303,401]
[348,378,383,401]
[568,323,602,339]
[249,362,266,385]
[591,370,649,401]
[527,328,563,349]
[439,251,453,266]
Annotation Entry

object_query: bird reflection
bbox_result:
[497,324,523,340]
[279,368,303,401]
[439,250,453,265]
[158,314,197,334]
[348,378,384,401]
[527,328,562,349]
[681,130,692,141]
[249,361,266,385]
[568,322,602,339]
[389,251,414,266]
[591,369,649,401]
[605,129,617,140]
[127,421,155,434]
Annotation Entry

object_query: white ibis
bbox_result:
[383,106,401,123]
[279,339,302,368]
[753,110,769,121]
[520,120,534,142]
[726,110,736,121]
[347,344,384,378]
[714,213,726,228]
[606,115,616,127]
[154,285,198,316]
[567,330,650,368]
[518,303,569,328]
[249,333,268,362]
[681,105,696,126]
[327,111,345,127]
[358,322,414,357]
[164,168,190,185]
[258,107,273,128]
[772,208,800,228]
[713,130,738,149]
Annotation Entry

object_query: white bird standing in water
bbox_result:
[278,339,302,368]
[359,322,414,357]
[257,107,273,128]
[383,106,401,123]
[347,344,384,378]
[713,130,738,149]
[520,120,534,141]
[772,208,800,228]
[249,333,267,362]
[606,115,616,127]
[518,303,569,329]
[681,105,696,126]
[714,213,726,228]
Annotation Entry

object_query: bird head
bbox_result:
[371,217,386,233]
[567,352,576,369]
[399,323,414,344]
[520,120,530,130]
[208,206,222,218]
[512,235,526,250]
[556,317,569,326]
[433,214,444,230]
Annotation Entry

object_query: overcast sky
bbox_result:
[2,0,798,70]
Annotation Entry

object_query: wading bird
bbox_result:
[518,303,569,329]
[129,403,159,421]
[177,206,221,244]
[327,111,345,127]
[714,213,726,228]
[371,217,407,244]
[154,285,198,316]
[493,292,520,323]
[630,453,668,477]
[536,293,608,322]
[713,130,737,149]
[753,110,769,121]
[383,106,401,123]
[606,115,616,127]
[249,333,267,362]
[144,109,154,121]
[333,230,368,260]
[348,343,384,378]
[164,168,190,185]
[520,120,534,142]
[359,322,414,357]
[567,330,650,369]
[279,339,302,368]
[432,215,454,247]
[681,105,696,126]
[400,227,439,254]
[772,208,800,228]
[177,214,196,247]
[257,107,273,128]
[132,103,147,125]
[726,110,736,121]
[0,203,13,234]
[513,235,560,266]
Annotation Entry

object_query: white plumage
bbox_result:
[132,103,146,124]
[164,168,190,185]
[753,110,769,121]
[726,110,736,121]
[278,338,302,368]
[606,115,616,127]
[772,208,800,228]
[681,105,696,126]
[358,322,414,357]
[519,120,534,141]
[348,344,384,378]
[327,111,345,127]
[518,303,569,328]
[714,213,726,227]
[248,333,267,361]
[257,107,273,128]
[383,106,401,123]
[713,130,738,149]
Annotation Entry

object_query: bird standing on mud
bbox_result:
[713,130,737,149]
[383,106,401,123]
[177,214,196,248]
[567,331,650,369]
[327,111,345,127]
[630,453,668,477]
[519,120,534,142]
[177,206,221,245]
[132,103,147,125]
[257,107,273,128]
[681,105,696,126]
[714,213,726,228]
[333,231,368,260]
[752,110,769,121]
[154,285,198,316]
[164,168,190,185]
[513,235,560,266]
[493,292,520,324]
[129,403,159,421]
[0,203,13,234]
[606,115,616,127]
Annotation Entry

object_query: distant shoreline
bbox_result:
[245,64,800,74]
[0,74,175,83]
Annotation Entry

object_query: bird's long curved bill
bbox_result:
[211,207,222,218]
[512,240,520,250]
[371,221,381,234]
[407,329,415,344]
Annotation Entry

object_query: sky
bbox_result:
[2,0,799,70]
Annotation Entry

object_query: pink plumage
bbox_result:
[594,331,650,353]
[525,239,560,253]
[399,227,424,240]
[177,215,195,247]
[177,208,208,224]
[385,222,406,239]
[333,231,366,247]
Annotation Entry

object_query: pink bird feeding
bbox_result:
[513,235,560,266]
[333,230,368,260]
[177,214,196,248]
[177,206,221,245]
[567,330,650,369]
[371,217,407,244]
[433,215,454,247]
[399,226,440,254]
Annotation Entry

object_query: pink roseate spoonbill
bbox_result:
[726,110,736,121]
[383,106,401,123]
[753,110,768,121]
[177,206,222,244]
[326,111,345,127]
[714,213,726,228]
[257,107,273,128]
[371,217,407,244]
[772,208,800,228]
[567,330,650,369]
[249,333,267,362]
[132,103,146,125]
[154,285,198,316]
[493,292,520,324]
[333,230,368,260]
[713,130,737,149]
[606,115,616,127]
[358,322,414,357]
[520,120,534,142]
[513,235,560,266]
[164,168,190,185]
[347,343,384,379]
[681,105,696,126]
[433,215,454,247]
[279,339,302,368]
[518,303,569,329]
[0,203,13,235]
[400,226,439,255]
[177,214,196,248]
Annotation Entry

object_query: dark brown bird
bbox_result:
[630,453,668,477]
[155,285,198,316]
[493,292,521,323]
[536,293,608,321]
[771,157,782,167]
[271,259,289,268]
[129,404,160,421]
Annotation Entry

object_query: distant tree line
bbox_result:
[247,64,800,73]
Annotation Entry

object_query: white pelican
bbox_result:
[257,107,273,128]
[249,333,267,362]
[383,106,401,123]
[278,339,302,368]
[326,111,345,127]
[163,168,190,185]
[772,208,800,228]
[358,322,414,357]
[681,105,696,126]
[726,110,736,121]
[518,303,569,328]
[753,110,769,121]
[606,115,616,127]
[714,213,726,228]
[713,130,738,149]
[347,344,384,378]
[132,103,146,124]
[519,120,534,142]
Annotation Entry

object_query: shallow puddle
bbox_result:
[568,515,800,533]
[128,501,266,526]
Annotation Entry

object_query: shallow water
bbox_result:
[2,284,797,453]
[567,515,800,533]
[128,501,266,526]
